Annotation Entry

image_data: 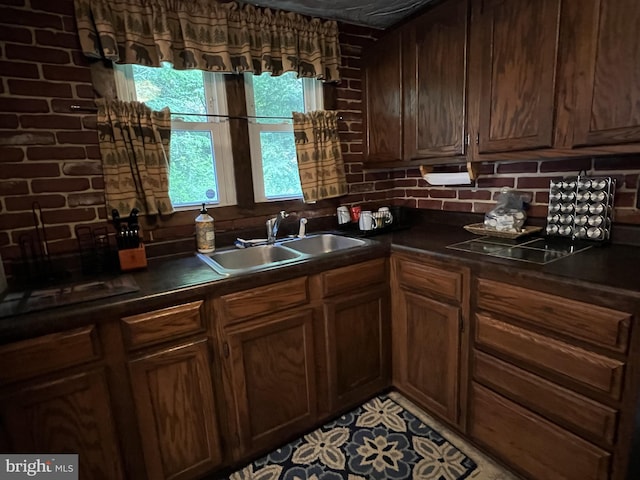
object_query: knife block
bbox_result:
[118,244,147,271]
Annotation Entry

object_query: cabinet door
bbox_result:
[1,370,124,480]
[225,309,317,455]
[404,0,468,159]
[363,29,403,163]
[324,286,391,411]
[475,0,561,153]
[568,0,640,147]
[129,339,222,480]
[395,289,461,424]
[469,382,610,480]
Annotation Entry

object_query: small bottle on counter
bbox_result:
[195,203,215,253]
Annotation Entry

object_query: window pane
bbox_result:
[260,131,302,199]
[253,72,304,124]
[131,64,207,122]
[169,131,219,206]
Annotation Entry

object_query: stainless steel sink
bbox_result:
[281,234,366,255]
[197,233,368,275]
[197,245,302,274]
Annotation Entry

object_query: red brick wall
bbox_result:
[0,0,103,267]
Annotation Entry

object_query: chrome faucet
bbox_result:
[266,211,288,244]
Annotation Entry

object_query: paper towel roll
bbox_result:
[423,171,471,185]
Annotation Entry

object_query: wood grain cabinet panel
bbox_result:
[473,350,618,447]
[324,286,391,411]
[0,370,124,480]
[475,313,625,400]
[320,258,386,298]
[0,326,100,384]
[224,309,317,455]
[397,259,463,303]
[470,382,611,480]
[477,278,631,353]
[403,0,468,159]
[121,300,205,350]
[566,0,640,147]
[220,277,309,325]
[129,339,223,480]
[475,0,561,153]
[395,290,461,423]
[362,28,404,163]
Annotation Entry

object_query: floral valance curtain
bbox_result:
[96,99,174,216]
[73,0,341,81]
[293,111,348,203]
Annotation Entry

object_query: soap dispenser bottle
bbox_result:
[195,203,215,253]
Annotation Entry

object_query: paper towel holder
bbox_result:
[419,162,479,185]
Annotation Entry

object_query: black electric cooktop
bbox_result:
[447,236,593,265]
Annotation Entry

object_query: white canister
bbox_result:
[195,204,215,253]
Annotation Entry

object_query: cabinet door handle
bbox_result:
[223,341,229,358]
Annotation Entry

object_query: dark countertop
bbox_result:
[389,224,640,297]
[0,236,389,344]
[1,223,639,344]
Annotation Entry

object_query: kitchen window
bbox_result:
[245,71,323,202]
[114,63,323,208]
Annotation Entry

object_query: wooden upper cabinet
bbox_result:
[474,0,561,153]
[362,28,404,163]
[564,0,640,147]
[404,0,469,159]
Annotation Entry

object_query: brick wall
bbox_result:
[390,158,640,225]
[0,0,103,270]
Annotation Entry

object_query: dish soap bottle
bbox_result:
[195,203,215,253]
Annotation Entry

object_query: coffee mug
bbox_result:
[337,206,351,224]
[349,206,361,222]
[358,210,377,231]
[378,206,393,225]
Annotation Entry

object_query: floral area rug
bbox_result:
[225,394,478,480]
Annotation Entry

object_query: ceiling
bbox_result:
[238,0,438,29]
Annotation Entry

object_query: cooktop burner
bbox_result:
[447,236,592,265]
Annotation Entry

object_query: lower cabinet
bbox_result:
[222,309,318,456]
[0,369,124,480]
[470,276,635,480]
[323,284,391,412]
[395,290,461,423]
[391,254,467,426]
[0,326,125,480]
[128,339,223,480]
[469,382,611,480]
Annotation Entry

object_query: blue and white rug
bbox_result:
[226,394,479,480]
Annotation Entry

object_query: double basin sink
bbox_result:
[197,233,368,275]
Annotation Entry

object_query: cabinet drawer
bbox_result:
[477,278,631,353]
[320,259,386,298]
[475,313,625,400]
[470,382,610,480]
[220,276,309,325]
[473,350,618,446]
[396,258,462,303]
[0,326,100,383]
[121,300,205,349]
